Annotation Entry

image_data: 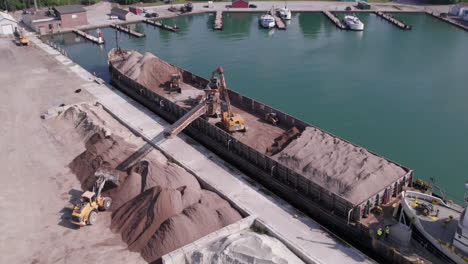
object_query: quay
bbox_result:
[213,11,223,30]
[72,29,104,44]
[143,19,179,32]
[374,11,411,30]
[322,11,347,30]
[110,24,145,38]
[269,9,286,30]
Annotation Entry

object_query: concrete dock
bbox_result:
[322,11,347,30]
[143,19,179,32]
[213,11,223,30]
[374,11,411,30]
[72,29,104,44]
[110,24,145,37]
[269,9,286,30]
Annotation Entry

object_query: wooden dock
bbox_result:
[374,11,411,30]
[426,12,468,32]
[72,29,104,44]
[213,11,223,30]
[269,9,286,30]
[143,19,179,32]
[322,11,346,30]
[110,24,145,37]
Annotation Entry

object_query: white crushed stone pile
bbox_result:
[274,127,407,205]
[185,231,304,264]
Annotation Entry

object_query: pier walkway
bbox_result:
[110,24,145,37]
[72,29,104,44]
[213,11,223,30]
[269,9,286,30]
[79,81,375,264]
[143,19,179,32]
[374,11,411,30]
[322,11,346,30]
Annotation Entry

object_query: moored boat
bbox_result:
[259,14,276,28]
[344,15,364,31]
[276,7,292,20]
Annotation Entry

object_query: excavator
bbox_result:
[69,168,119,226]
[164,67,246,138]
[17,28,29,46]
[210,67,246,133]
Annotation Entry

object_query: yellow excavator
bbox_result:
[69,168,119,226]
[18,28,29,46]
[210,67,246,132]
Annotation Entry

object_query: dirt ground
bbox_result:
[0,38,145,263]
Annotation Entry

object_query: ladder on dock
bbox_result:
[72,29,104,44]
[213,11,223,30]
[143,19,179,32]
[164,103,207,138]
[110,24,146,37]
[269,9,286,30]
[374,11,411,30]
[322,11,347,30]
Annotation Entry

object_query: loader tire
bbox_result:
[88,211,97,225]
[103,197,112,211]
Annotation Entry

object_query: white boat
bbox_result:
[400,189,468,264]
[276,7,292,20]
[259,14,276,29]
[343,15,364,31]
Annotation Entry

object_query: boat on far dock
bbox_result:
[344,15,364,31]
[259,14,276,28]
[276,7,292,20]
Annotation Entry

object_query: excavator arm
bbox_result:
[212,67,233,117]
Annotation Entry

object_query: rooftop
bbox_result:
[0,12,17,23]
[53,5,86,14]
[111,7,129,16]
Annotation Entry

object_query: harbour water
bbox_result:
[45,12,468,202]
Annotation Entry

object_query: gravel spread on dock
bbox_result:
[274,127,408,205]
[185,230,305,264]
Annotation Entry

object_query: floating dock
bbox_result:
[143,19,179,32]
[374,11,411,30]
[72,29,104,44]
[426,12,468,32]
[322,11,347,30]
[213,11,223,30]
[110,24,145,37]
[269,9,286,30]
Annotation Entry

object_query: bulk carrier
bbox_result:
[108,48,430,262]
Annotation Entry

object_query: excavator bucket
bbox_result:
[94,167,120,185]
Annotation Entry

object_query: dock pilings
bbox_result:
[143,19,179,32]
[269,9,286,30]
[374,11,411,30]
[322,11,347,30]
[110,24,145,37]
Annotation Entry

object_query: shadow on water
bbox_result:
[214,12,254,40]
[298,12,324,39]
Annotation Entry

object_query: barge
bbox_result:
[108,48,415,261]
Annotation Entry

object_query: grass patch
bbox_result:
[259,187,273,197]
[250,226,268,235]
[166,156,183,167]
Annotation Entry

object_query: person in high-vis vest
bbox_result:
[385,225,390,238]
[377,227,383,239]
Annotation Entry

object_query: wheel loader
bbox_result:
[69,168,119,226]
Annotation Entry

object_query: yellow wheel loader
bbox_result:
[69,169,119,226]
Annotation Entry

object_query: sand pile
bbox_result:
[60,104,242,262]
[274,127,407,204]
[115,51,183,91]
[185,230,305,264]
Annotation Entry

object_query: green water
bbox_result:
[45,12,468,202]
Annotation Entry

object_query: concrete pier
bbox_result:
[110,24,145,37]
[269,9,286,30]
[322,11,346,30]
[426,12,468,32]
[72,29,104,44]
[213,11,223,30]
[143,19,179,32]
[374,11,411,30]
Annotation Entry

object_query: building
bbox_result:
[0,12,18,35]
[129,6,142,15]
[111,7,131,21]
[22,11,61,35]
[53,5,88,28]
[232,0,249,8]
[449,3,468,21]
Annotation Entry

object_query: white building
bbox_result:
[0,12,18,35]
[449,3,468,21]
